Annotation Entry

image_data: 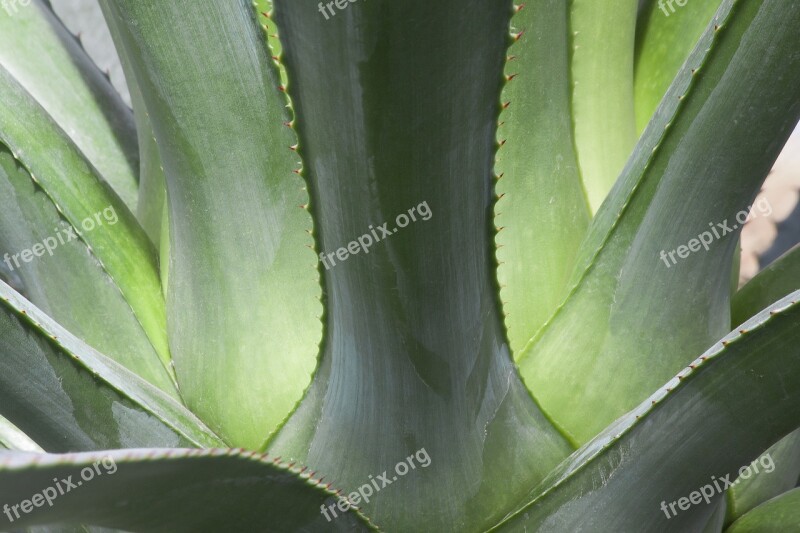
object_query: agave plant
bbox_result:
[0,0,799,530]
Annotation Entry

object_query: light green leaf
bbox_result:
[495,292,800,532]
[101,0,322,449]
[0,147,177,396]
[0,280,224,452]
[726,488,800,533]
[98,0,165,249]
[0,449,374,531]
[495,0,592,356]
[267,1,573,530]
[0,65,172,383]
[0,415,43,453]
[634,0,725,132]
[518,0,800,445]
[0,0,138,210]
[570,0,638,212]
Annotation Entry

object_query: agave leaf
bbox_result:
[0,65,171,381]
[733,244,800,327]
[100,0,322,449]
[570,0,638,211]
[517,0,800,445]
[725,428,800,526]
[634,0,725,132]
[725,243,800,523]
[0,449,374,531]
[0,280,224,451]
[97,0,165,249]
[494,292,800,532]
[0,147,177,396]
[704,500,728,533]
[0,415,43,453]
[495,0,592,356]
[0,0,138,210]
[726,488,800,532]
[267,1,573,530]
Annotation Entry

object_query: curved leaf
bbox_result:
[726,243,800,523]
[267,1,573,530]
[725,428,800,525]
[495,291,800,532]
[0,449,374,531]
[0,0,138,210]
[0,415,43,453]
[97,0,166,249]
[634,0,725,131]
[0,280,224,452]
[495,0,591,356]
[0,147,177,396]
[733,244,800,327]
[101,0,322,449]
[518,0,800,445]
[726,488,800,533]
[570,0,638,211]
[0,64,171,381]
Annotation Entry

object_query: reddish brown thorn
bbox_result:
[499,139,507,147]
[278,85,286,92]
[513,30,525,41]
[502,101,511,109]
[516,4,525,12]
[507,55,518,61]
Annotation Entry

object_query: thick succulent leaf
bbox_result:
[267,1,573,531]
[726,488,800,532]
[517,0,800,445]
[0,65,171,381]
[725,428,800,525]
[726,243,800,523]
[733,244,800,327]
[495,1,592,356]
[494,291,800,532]
[0,0,138,210]
[570,0,638,212]
[0,147,177,396]
[0,414,43,452]
[0,280,224,452]
[101,0,322,449]
[704,501,728,533]
[0,449,373,531]
[97,0,165,249]
[634,0,725,132]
